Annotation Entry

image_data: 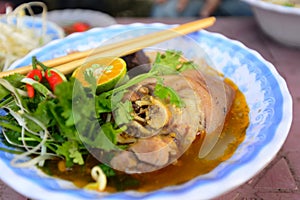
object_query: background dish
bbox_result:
[1,23,293,200]
[46,9,116,30]
[242,0,300,48]
[0,15,64,43]
[0,15,64,71]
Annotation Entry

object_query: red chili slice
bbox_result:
[72,22,90,32]
[26,69,43,98]
[44,68,66,92]
[32,56,67,92]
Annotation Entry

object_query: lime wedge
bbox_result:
[73,57,127,93]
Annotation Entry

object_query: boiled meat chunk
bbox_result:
[110,69,235,173]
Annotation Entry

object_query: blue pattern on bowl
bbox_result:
[1,23,292,200]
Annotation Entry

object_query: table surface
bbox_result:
[1,16,300,200]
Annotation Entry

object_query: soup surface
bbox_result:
[41,78,249,192]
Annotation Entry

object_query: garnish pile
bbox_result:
[0,50,196,171]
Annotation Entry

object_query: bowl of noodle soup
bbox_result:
[0,22,293,200]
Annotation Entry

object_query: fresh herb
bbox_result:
[154,77,185,107]
[0,73,25,100]
[284,2,295,7]
[55,140,84,167]
[151,50,196,73]
[23,62,43,98]
[110,175,140,191]
[98,163,116,177]
[0,50,192,168]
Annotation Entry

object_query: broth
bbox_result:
[41,78,249,192]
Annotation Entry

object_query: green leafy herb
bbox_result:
[0,51,191,168]
[111,175,140,191]
[81,122,123,151]
[98,163,116,177]
[154,78,185,107]
[151,50,196,73]
[55,140,84,167]
[284,2,294,7]
[113,100,133,126]
[0,73,25,99]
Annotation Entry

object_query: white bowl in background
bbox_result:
[242,0,300,47]
[46,9,116,28]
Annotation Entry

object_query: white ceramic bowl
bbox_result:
[242,0,300,47]
[1,23,293,200]
[46,9,116,28]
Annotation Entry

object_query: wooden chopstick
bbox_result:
[0,17,216,78]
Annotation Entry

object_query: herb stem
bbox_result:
[108,71,158,95]
[0,147,23,154]
[0,121,56,152]
[0,96,13,107]
[0,121,22,132]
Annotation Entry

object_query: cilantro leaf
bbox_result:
[25,101,54,132]
[69,146,84,165]
[113,100,133,126]
[95,92,113,113]
[0,73,25,99]
[53,78,76,126]
[154,78,185,107]
[151,50,197,74]
[3,73,25,88]
[56,140,84,167]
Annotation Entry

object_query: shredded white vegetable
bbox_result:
[0,78,56,167]
[0,2,55,72]
[0,79,28,97]
[4,106,53,168]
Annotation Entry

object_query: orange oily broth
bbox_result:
[127,78,249,192]
[41,78,249,192]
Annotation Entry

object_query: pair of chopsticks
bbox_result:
[0,17,216,78]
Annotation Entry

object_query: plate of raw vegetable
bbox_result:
[0,2,64,72]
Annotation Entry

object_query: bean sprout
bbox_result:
[0,2,58,71]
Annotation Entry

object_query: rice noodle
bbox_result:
[86,166,107,191]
